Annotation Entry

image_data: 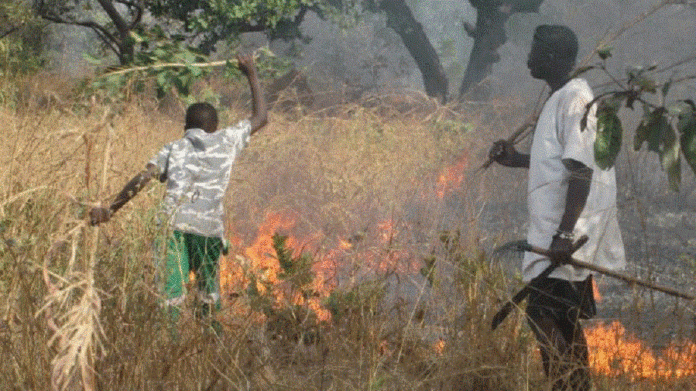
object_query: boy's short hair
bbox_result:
[185,102,218,133]
[533,25,578,69]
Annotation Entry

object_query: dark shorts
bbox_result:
[526,275,596,323]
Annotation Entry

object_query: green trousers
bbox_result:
[165,230,222,318]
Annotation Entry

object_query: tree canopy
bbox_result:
[32,0,696,188]
[0,1,45,77]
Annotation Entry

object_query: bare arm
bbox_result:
[549,159,592,256]
[488,140,530,169]
[557,159,592,233]
[89,163,159,225]
[237,54,268,135]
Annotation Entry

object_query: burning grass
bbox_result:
[0,73,694,390]
[587,321,696,382]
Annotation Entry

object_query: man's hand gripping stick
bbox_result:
[490,235,588,330]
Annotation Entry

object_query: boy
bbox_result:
[489,25,625,390]
[90,54,268,321]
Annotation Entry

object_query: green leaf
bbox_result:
[633,104,651,150]
[678,103,696,177]
[634,106,683,191]
[594,103,623,169]
[662,80,672,98]
[681,130,696,178]
[173,72,192,96]
[129,31,145,43]
[187,64,203,78]
[635,76,657,94]
[156,71,169,90]
[676,100,696,134]
[668,100,692,117]
[626,66,657,94]
[82,53,103,65]
[597,46,612,60]
[635,108,670,153]
[153,48,168,59]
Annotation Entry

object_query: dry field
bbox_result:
[0,72,694,390]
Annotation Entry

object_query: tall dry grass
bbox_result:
[0,72,694,391]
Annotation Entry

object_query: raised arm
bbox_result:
[89,163,159,225]
[237,54,268,135]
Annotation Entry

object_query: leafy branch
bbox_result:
[87,29,287,100]
[99,59,239,78]
[580,50,696,191]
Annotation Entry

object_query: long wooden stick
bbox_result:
[522,243,696,301]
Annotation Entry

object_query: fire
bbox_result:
[435,153,468,198]
[219,211,296,294]
[377,219,396,243]
[220,211,336,322]
[592,278,602,302]
[338,239,353,250]
[433,339,446,355]
[369,219,420,274]
[586,321,696,380]
[219,212,421,324]
[241,211,297,291]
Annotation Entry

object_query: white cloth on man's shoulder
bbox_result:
[148,119,252,238]
[524,79,625,282]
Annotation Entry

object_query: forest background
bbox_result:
[1,0,696,390]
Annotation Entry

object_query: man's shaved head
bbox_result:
[533,25,578,70]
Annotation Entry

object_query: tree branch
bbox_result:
[99,58,240,77]
[96,0,129,38]
[0,25,22,40]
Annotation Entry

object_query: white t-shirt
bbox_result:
[149,120,252,238]
[524,79,626,282]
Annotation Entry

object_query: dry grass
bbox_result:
[0,72,694,390]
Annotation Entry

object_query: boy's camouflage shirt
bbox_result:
[149,120,252,238]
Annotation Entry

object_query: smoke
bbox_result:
[265,0,695,103]
[262,1,476,98]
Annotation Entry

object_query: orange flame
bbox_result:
[586,321,696,380]
[592,278,602,303]
[220,212,425,323]
[221,211,335,322]
[366,219,420,274]
[435,153,468,198]
[433,339,446,356]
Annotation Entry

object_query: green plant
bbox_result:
[579,49,696,191]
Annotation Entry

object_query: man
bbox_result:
[489,25,625,390]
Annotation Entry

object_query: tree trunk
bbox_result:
[97,0,141,65]
[459,0,544,100]
[458,5,510,100]
[379,0,448,103]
